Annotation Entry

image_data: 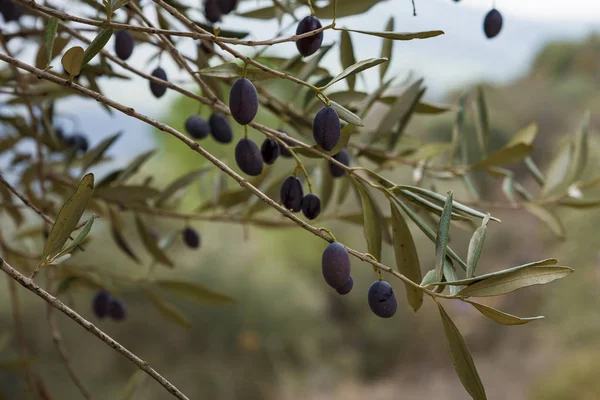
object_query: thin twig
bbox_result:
[0,258,190,400]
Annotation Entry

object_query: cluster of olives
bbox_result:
[53,127,89,153]
[321,242,398,318]
[0,0,24,23]
[280,176,321,220]
[204,0,238,24]
[92,290,126,321]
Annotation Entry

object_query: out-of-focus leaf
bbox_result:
[404,142,451,162]
[541,140,574,198]
[465,300,544,326]
[0,331,10,353]
[114,150,156,185]
[82,28,113,67]
[107,207,140,263]
[474,86,489,157]
[389,200,422,311]
[297,44,334,82]
[322,58,388,90]
[522,203,565,240]
[359,78,393,118]
[95,185,160,204]
[44,17,59,68]
[61,46,85,77]
[340,30,357,90]
[415,102,453,114]
[379,17,394,81]
[0,183,23,227]
[466,214,489,278]
[393,189,470,221]
[457,265,572,298]
[320,162,334,214]
[155,167,211,207]
[315,0,381,18]
[337,176,351,206]
[437,302,487,400]
[119,370,146,400]
[41,174,94,265]
[567,111,590,184]
[0,136,20,154]
[238,5,277,19]
[134,215,174,268]
[507,123,538,147]
[350,177,383,261]
[329,123,354,155]
[329,100,364,127]
[81,132,121,172]
[472,143,533,170]
[0,358,33,370]
[525,157,545,186]
[144,289,190,329]
[374,79,423,144]
[557,198,600,208]
[156,280,235,304]
[56,215,95,258]
[443,257,460,296]
[434,191,453,282]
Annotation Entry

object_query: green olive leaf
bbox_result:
[473,85,490,157]
[82,28,113,67]
[44,17,59,68]
[379,17,394,81]
[321,58,388,90]
[320,161,334,214]
[350,177,383,262]
[95,185,160,204]
[340,28,444,40]
[41,173,94,266]
[329,100,364,127]
[155,167,211,207]
[61,46,85,77]
[81,132,121,172]
[472,143,533,170]
[107,206,140,263]
[156,280,235,304]
[198,62,276,81]
[56,215,96,259]
[434,191,453,282]
[134,215,174,268]
[340,30,357,90]
[144,289,190,329]
[113,150,156,186]
[437,302,487,400]
[119,370,146,400]
[466,214,490,278]
[389,200,422,311]
[374,79,423,144]
[522,203,565,240]
[465,300,544,326]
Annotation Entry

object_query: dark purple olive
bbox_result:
[301,193,321,220]
[296,16,324,57]
[204,0,222,23]
[329,149,349,178]
[208,113,233,143]
[280,176,303,212]
[313,106,341,151]
[107,298,127,321]
[114,30,134,61]
[336,276,354,295]
[322,242,351,290]
[235,138,263,176]
[229,78,259,125]
[185,115,210,140]
[92,290,111,318]
[260,138,280,164]
[183,227,200,249]
[483,8,503,39]
[150,67,168,98]
[368,280,397,318]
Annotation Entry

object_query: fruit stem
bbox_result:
[244,125,248,139]
[288,148,313,193]
[307,0,315,16]
[317,227,336,242]
[242,62,248,78]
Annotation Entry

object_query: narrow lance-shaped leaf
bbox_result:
[420,269,437,286]
[156,280,235,304]
[198,62,276,81]
[472,143,533,170]
[320,162,334,213]
[374,79,423,143]
[541,141,574,198]
[437,302,487,400]
[466,214,489,278]
[522,203,565,240]
[41,173,94,266]
[81,132,121,172]
[391,196,468,271]
[474,86,489,157]
[465,300,544,326]
[434,191,453,282]
[340,30,357,90]
[119,370,146,400]
[341,28,444,40]
[379,17,394,81]
[457,265,573,298]
[321,58,388,90]
[443,257,460,296]
[107,206,140,263]
[329,100,364,127]
[388,87,426,151]
[389,200,423,311]
[450,92,468,164]
[350,177,383,262]
[155,167,211,207]
[525,157,545,186]
[56,215,95,259]
[82,28,113,67]
[44,17,59,68]
[567,111,590,185]
[144,289,190,329]
[134,215,174,268]
[61,46,85,77]
[114,150,156,185]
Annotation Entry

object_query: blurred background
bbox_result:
[1,0,600,399]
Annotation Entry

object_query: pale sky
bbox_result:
[459,0,600,21]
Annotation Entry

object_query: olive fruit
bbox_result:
[313,106,340,151]
[260,138,280,164]
[301,193,321,220]
[204,0,222,23]
[185,115,210,140]
[235,138,263,176]
[229,78,259,125]
[280,176,303,212]
[322,242,351,290]
[92,290,111,318]
[296,16,324,57]
[278,135,294,158]
[483,8,503,39]
[114,31,134,61]
[208,113,233,143]
[149,67,168,98]
[329,149,349,178]
[65,134,89,153]
[183,227,200,249]
[217,0,238,14]
[367,280,397,318]
[1,0,24,22]
[107,298,126,321]
[336,276,354,295]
